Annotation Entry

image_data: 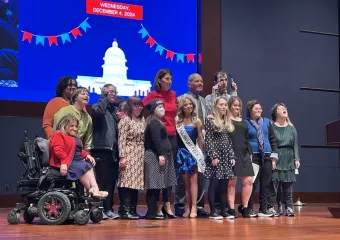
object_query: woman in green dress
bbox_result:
[269,103,300,217]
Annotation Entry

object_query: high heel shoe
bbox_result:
[161,206,177,219]
[89,188,101,198]
[183,205,190,218]
[190,206,197,218]
[99,191,108,198]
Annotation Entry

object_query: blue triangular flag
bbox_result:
[35,35,45,46]
[155,44,164,55]
[80,20,91,32]
[138,27,148,39]
[61,33,71,44]
[177,53,184,63]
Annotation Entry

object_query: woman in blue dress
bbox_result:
[176,95,205,218]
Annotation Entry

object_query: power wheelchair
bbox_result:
[7,132,104,225]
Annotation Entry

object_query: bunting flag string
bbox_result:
[138,24,195,63]
[21,18,91,46]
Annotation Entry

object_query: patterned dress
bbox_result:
[144,117,177,189]
[117,116,146,190]
[204,118,235,179]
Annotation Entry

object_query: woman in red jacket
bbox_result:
[142,69,177,218]
[49,115,108,198]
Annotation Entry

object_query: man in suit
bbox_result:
[175,73,208,217]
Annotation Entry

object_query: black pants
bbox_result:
[208,179,227,214]
[146,189,161,216]
[92,150,119,212]
[268,181,293,209]
[164,135,178,203]
[248,154,273,212]
[215,182,228,207]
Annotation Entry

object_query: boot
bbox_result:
[130,189,140,219]
[118,188,139,220]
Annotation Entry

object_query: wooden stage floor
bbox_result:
[1,204,340,240]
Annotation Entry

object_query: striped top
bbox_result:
[272,124,299,161]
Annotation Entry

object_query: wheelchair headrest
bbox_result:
[33,137,50,167]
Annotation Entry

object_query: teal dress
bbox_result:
[272,124,299,182]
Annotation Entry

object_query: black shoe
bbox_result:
[221,211,235,219]
[197,207,208,217]
[227,209,236,218]
[145,214,164,220]
[242,208,251,218]
[257,210,274,217]
[130,206,140,219]
[118,204,139,220]
[247,208,258,217]
[209,212,223,220]
[238,204,243,214]
[162,206,177,219]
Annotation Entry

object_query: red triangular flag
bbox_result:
[186,54,195,63]
[166,50,175,61]
[71,28,82,39]
[22,32,33,43]
[48,36,58,46]
[145,36,155,47]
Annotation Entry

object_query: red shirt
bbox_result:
[142,90,177,136]
[49,131,88,168]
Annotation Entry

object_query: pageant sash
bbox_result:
[176,124,206,173]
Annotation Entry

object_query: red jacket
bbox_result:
[49,131,88,168]
[142,90,177,136]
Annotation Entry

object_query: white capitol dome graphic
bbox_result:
[76,39,151,96]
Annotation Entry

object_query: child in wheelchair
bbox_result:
[49,115,108,199]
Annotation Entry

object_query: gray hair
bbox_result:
[71,87,88,104]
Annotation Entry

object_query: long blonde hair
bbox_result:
[55,115,79,134]
[176,94,198,125]
[212,96,234,132]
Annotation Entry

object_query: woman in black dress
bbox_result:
[227,97,254,218]
[144,100,177,220]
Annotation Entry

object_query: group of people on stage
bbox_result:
[42,69,300,220]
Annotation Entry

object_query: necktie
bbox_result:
[197,96,204,123]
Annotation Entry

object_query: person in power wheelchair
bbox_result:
[7,115,107,225]
[49,115,107,198]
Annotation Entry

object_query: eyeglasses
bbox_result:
[108,90,118,95]
[133,104,143,108]
[68,83,77,87]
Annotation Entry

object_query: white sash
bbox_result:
[176,123,206,173]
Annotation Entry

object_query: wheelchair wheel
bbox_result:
[7,210,20,225]
[23,210,34,224]
[74,210,89,225]
[90,208,103,223]
[37,191,71,225]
